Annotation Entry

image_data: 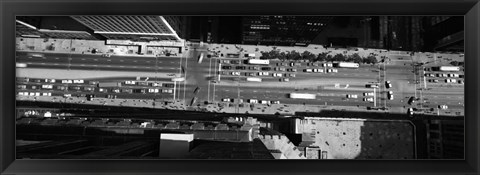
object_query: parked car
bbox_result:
[280,78,289,82]
[148,89,159,93]
[247,99,258,104]
[346,94,358,99]
[408,96,416,105]
[261,67,272,71]
[387,91,394,100]
[363,97,374,102]
[363,92,374,96]
[222,65,232,70]
[385,81,392,89]
[273,73,283,77]
[231,72,241,76]
[161,89,173,93]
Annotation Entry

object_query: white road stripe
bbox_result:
[54,63,59,65]
[107,59,111,62]
[55,58,59,60]
[133,61,137,62]
[80,64,85,66]
[81,58,86,61]
[41,63,45,65]
[120,60,124,62]
[94,59,98,61]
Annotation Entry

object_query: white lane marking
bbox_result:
[80,64,85,66]
[253,91,257,92]
[107,65,111,67]
[54,63,59,65]
[42,57,46,59]
[55,58,59,60]
[158,61,162,63]
[93,65,98,67]
[146,61,151,63]
[120,66,125,67]
[225,90,230,91]
[170,62,174,63]
[81,58,86,61]
[133,66,137,68]
[120,60,124,62]
[169,68,175,69]
[94,59,98,61]
[146,67,151,69]
[133,61,137,62]
[107,59,111,62]
[41,63,45,65]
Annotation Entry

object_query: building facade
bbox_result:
[241,16,334,46]
[425,120,464,159]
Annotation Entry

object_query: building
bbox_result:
[16,16,101,40]
[425,120,464,159]
[70,16,186,41]
[241,16,334,46]
[421,16,464,52]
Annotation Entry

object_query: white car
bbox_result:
[222,98,231,102]
[453,74,460,78]
[151,82,162,87]
[407,108,414,116]
[346,94,358,99]
[84,87,94,91]
[63,94,72,97]
[231,72,240,76]
[363,92,374,96]
[112,89,121,93]
[387,91,394,100]
[439,105,448,110]
[304,69,313,72]
[258,72,269,76]
[332,69,338,73]
[41,84,53,89]
[125,81,136,85]
[161,89,173,94]
[273,73,283,77]
[248,99,258,104]
[148,89,159,93]
[313,69,324,73]
[363,97,374,102]
[42,92,52,96]
[73,80,84,84]
[260,100,271,105]
[385,81,392,88]
[270,100,281,104]
[44,79,56,83]
[280,78,289,82]
[62,80,73,84]
[99,88,107,93]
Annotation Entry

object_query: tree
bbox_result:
[332,54,346,62]
[301,51,316,61]
[364,56,378,64]
[316,52,328,62]
[349,53,363,63]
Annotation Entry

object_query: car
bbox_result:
[276,63,283,66]
[194,87,201,94]
[260,100,271,105]
[363,97,374,102]
[125,81,136,85]
[247,99,258,104]
[438,105,448,110]
[287,68,297,72]
[222,66,232,70]
[247,72,256,76]
[161,89,173,93]
[56,86,66,90]
[307,63,319,66]
[148,89,159,93]
[407,108,414,116]
[385,81,392,89]
[258,72,269,76]
[452,74,460,78]
[89,81,99,85]
[408,96,416,105]
[304,69,313,73]
[235,66,246,70]
[366,84,379,88]
[44,79,56,83]
[84,87,95,91]
[99,88,108,93]
[270,100,280,104]
[261,67,272,71]
[231,72,240,76]
[32,79,42,83]
[273,73,283,77]
[435,73,441,77]
[122,89,133,93]
[151,82,162,87]
[280,78,289,82]
[62,80,73,84]
[363,92,374,96]
[31,86,37,90]
[112,89,121,93]
[102,54,111,57]
[442,73,448,77]
[249,66,260,70]
[313,69,324,73]
[433,79,439,83]
[458,80,464,84]
[190,97,198,106]
[288,74,296,77]
[63,94,72,97]
[163,84,175,88]
[17,85,27,89]
[73,80,84,84]
[387,91,394,100]
[230,60,241,64]
[136,82,149,86]
[222,98,231,102]
[70,86,81,91]
[133,89,146,93]
[220,60,230,64]
[332,69,338,73]
[346,94,358,99]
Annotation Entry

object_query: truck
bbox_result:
[337,62,359,68]
[248,59,269,65]
[289,93,316,99]
[198,53,204,63]
[246,77,262,82]
[438,66,460,72]
[97,82,122,88]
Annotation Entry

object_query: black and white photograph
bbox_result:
[15,16,464,159]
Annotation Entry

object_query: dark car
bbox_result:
[194,87,201,94]
[163,83,175,88]
[190,97,198,106]
[230,60,240,64]
[222,66,232,70]
[235,66,246,70]
[261,67,271,71]
[408,96,416,105]
[133,89,146,93]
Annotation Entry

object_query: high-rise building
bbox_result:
[425,120,464,159]
[241,16,334,46]
[421,16,464,52]
[70,16,186,41]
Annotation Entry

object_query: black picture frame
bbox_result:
[1,0,479,174]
